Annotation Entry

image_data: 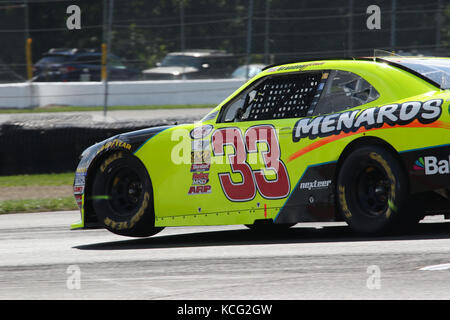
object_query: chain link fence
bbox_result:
[0,0,449,174]
[0,0,448,84]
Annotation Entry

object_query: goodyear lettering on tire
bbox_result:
[338,185,352,218]
[100,152,123,173]
[103,191,150,231]
[369,152,397,218]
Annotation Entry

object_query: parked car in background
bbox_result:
[231,64,266,79]
[142,49,236,80]
[33,48,139,82]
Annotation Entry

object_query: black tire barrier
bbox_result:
[0,119,186,176]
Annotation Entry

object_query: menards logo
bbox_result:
[292,99,442,142]
[414,155,450,175]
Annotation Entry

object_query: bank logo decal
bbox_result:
[413,157,425,171]
[415,155,450,175]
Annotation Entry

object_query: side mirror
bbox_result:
[156,62,161,67]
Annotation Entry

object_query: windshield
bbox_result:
[385,58,450,89]
[160,55,201,68]
[36,55,71,65]
[231,65,263,78]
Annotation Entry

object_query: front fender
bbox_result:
[71,125,174,230]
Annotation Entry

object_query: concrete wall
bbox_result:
[0,79,246,108]
[0,83,39,108]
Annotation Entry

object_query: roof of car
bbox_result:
[167,49,233,57]
[45,48,99,55]
[263,56,450,71]
[262,56,448,90]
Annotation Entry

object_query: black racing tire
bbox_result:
[245,220,295,233]
[91,152,164,237]
[337,145,419,235]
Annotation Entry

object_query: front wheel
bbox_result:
[91,152,163,237]
[337,146,419,235]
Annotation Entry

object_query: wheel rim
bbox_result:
[106,166,144,217]
[355,164,391,217]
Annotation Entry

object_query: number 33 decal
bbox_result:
[212,125,290,202]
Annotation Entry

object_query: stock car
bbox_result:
[71,56,450,237]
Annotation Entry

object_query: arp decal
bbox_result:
[415,155,450,175]
[212,125,290,202]
[293,99,443,142]
[188,185,212,195]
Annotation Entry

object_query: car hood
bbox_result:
[142,66,199,75]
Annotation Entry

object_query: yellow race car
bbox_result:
[72,56,450,236]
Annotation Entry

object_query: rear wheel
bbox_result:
[91,152,163,237]
[337,145,420,235]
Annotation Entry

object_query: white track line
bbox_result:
[419,263,450,271]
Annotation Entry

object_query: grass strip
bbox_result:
[0,172,74,187]
[0,196,77,214]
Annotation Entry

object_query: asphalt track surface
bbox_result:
[0,211,450,300]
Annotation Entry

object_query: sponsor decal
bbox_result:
[97,139,131,154]
[74,194,83,209]
[292,99,443,142]
[276,62,325,72]
[188,136,212,193]
[299,179,332,190]
[192,172,209,185]
[190,124,214,139]
[74,172,86,185]
[191,139,210,152]
[76,167,87,174]
[190,163,210,172]
[413,157,425,171]
[188,185,212,195]
[415,155,450,175]
[191,150,211,164]
[73,185,84,194]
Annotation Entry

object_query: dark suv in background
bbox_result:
[33,48,139,82]
[142,49,237,80]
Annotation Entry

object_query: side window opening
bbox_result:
[219,72,323,123]
[314,70,380,115]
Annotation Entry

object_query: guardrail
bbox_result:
[0,79,245,108]
[0,120,179,175]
